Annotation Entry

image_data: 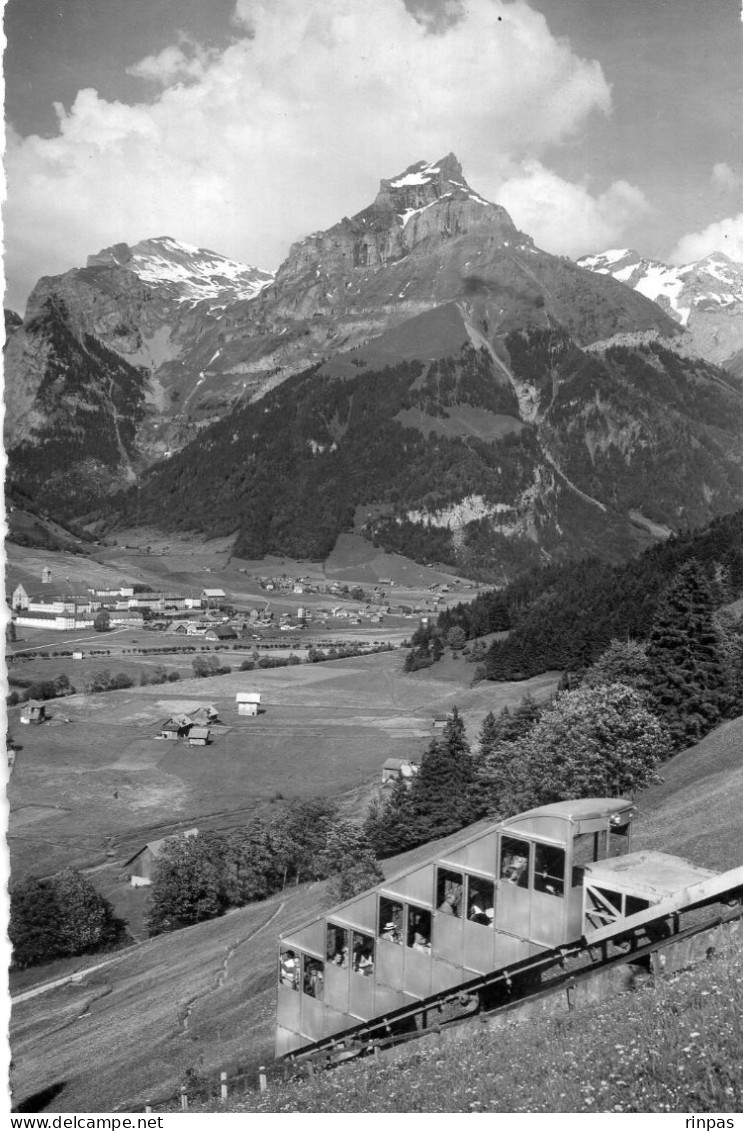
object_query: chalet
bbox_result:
[125,828,199,886]
[381,758,418,784]
[188,726,211,746]
[205,624,237,641]
[155,714,192,740]
[236,691,261,717]
[189,705,219,726]
[433,711,450,729]
[42,567,52,584]
[21,700,47,725]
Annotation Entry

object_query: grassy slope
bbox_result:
[223,930,743,1114]
[11,703,742,1112]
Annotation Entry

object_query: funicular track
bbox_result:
[282,876,743,1077]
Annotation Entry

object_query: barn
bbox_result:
[125,828,199,886]
[187,726,211,746]
[236,691,261,716]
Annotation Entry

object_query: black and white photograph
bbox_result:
[3,0,743,1119]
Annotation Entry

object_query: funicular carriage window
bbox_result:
[351,931,375,976]
[572,831,604,886]
[500,836,530,888]
[534,842,565,897]
[326,924,349,967]
[466,875,495,927]
[378,897,403,944]
[279,947,299,990]
[436,868,463,916]
[406,906,432,953]
[609,821,631,858]
[302,956,324,1000]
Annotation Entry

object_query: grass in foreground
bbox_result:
[203,931,743,1114]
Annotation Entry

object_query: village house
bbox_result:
[20,700,47,725]
[205,624,237,641]
[155,714,192,740]
[381,758,419,784]
[236,691,261,716]
[125,828,199,886]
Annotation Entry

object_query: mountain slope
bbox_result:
[101,329,743,581]
[578,248,743,374]
[5,156,681,494]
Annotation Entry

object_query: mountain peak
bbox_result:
[375,153,490,215]
[86,237,273,305]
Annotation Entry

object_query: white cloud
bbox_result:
[5,0,615,310]
[496,161,649,256]
[670,214,743,265]
[710,162,741,193]
[126,37,220,86]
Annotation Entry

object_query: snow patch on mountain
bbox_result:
[578,248,743,329]
[88,236,274,306]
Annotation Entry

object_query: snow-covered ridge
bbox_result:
[578,248,743,327]
[87,236,274,305]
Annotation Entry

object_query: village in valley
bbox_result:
[6,527,511,940]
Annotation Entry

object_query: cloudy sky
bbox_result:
[3,0,742,312]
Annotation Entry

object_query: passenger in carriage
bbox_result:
[468,902,489,925]
[502,853,528,885]
[280,951,298,988]
[412,930,431,953]
[381,921,400,943]
[438,893,459,916]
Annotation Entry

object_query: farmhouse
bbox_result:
[381,758,418,783]
[236,691,261,716]
[125,828,199,886]
[20,700,47,725]
[187,726,211,746]
[205,624,237,641]
[189,705,219,726]
[156,714,191,740]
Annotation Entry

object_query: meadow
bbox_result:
[9,715,743,1113]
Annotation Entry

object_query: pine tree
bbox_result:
[409,708,475,840]
[646,560,731,748]
[364,776,419,858]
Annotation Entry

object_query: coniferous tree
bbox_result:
[583,639,652,697]
[408,708,474,839]
[646,560,731,748]
[364,775,419,858]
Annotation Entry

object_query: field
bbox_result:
[10,710,743,1113]
[8,644,560,881]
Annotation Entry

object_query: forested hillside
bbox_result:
[436,508,743,677]
[96,331,743,582]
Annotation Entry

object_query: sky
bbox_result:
[2,0,742,313]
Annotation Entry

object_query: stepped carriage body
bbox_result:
[276,797,644,1056]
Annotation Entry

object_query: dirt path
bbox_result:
[179,901,287,1036]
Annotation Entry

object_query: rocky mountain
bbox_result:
[8,153,743,580]
[86,236,273,307]
[578,248,743,378]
